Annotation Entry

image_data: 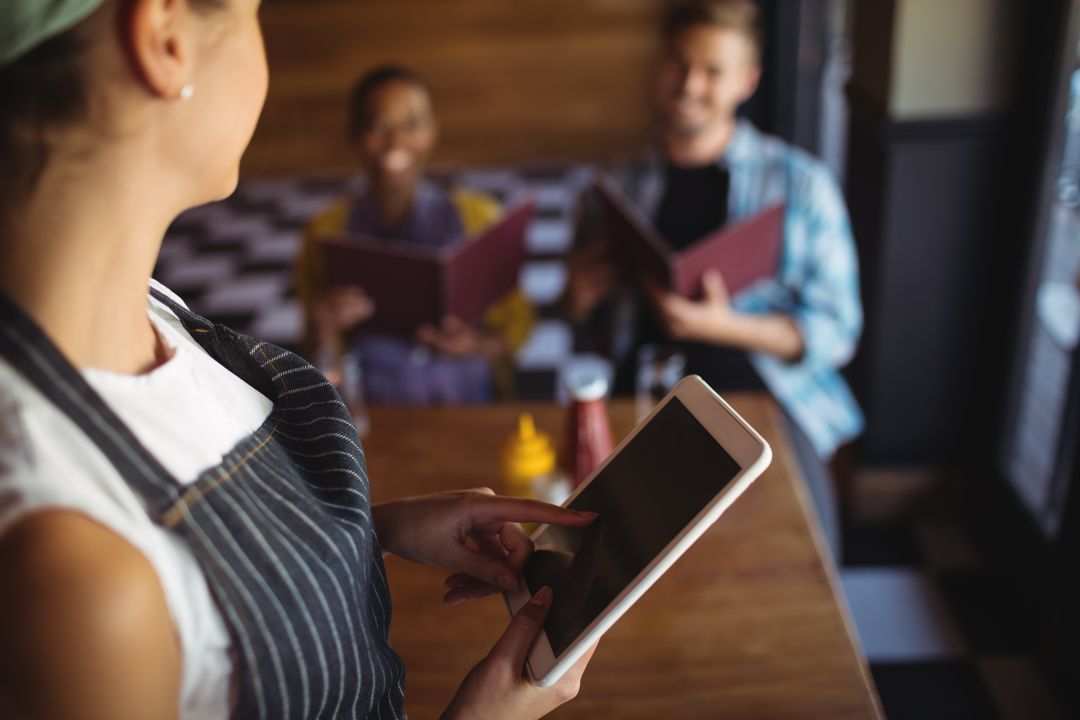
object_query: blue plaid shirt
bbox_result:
[620,121,864,457]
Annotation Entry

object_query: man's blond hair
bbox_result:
[662,0,764,62]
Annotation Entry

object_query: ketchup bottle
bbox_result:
[562,371,614,488]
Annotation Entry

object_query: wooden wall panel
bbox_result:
[245,0,666,177]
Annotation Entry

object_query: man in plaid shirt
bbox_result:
[566,0,863,553]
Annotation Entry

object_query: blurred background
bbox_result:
[156,1,1080,717]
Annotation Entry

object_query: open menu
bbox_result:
[594,172,783,297]
[317,201,533,334]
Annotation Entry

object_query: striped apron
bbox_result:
[0,287,406,719]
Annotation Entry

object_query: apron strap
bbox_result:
[0,288,181,511]
[148,286,279,403]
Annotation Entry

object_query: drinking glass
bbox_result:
[635,344,687,420]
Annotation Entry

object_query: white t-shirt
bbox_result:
[0,280,273,719]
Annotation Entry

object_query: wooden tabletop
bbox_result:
[363,395,883,719]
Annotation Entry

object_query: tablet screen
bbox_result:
[523,398,741,656]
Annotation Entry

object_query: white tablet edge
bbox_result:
[505,375,772,687]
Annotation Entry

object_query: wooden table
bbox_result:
[363,395,883,719]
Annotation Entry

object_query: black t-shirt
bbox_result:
[617,161,766,395]
[654,162,729,250]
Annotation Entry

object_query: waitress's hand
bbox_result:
[372,489,596,605]
[441,586,598,720]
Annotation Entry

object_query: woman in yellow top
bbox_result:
[296,65,534,403]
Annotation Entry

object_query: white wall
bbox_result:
[890,0,1020,118]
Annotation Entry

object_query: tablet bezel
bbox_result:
[504,375,772,687]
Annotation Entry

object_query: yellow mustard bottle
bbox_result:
[501,413,569,505]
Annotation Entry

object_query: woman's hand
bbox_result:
[441,586,597,720]
[416,316,506,360]
[312,286,375,343]
[372,489,596,604]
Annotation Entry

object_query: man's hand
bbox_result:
[650,270,805,361]
[650,269,734,343]
[563,241,618,324]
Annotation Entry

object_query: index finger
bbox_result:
[473,495,597,528]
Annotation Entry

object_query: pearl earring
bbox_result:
[180,84,195,100]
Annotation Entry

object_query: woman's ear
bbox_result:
[121,0,194,100]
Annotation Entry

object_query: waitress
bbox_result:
[0,1,594,718]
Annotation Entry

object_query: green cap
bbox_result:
[0,0,105,67]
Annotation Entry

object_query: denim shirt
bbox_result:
[618,121,864,457]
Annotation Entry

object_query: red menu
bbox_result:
[318,201,533,334]
[594,173,783,298]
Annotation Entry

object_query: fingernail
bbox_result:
[576,510,598,519]
[530,586,553,606]
[499,573,517,591]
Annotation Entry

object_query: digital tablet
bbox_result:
[505,375,772,687]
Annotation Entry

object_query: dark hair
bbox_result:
[0,27,90,215]
[0,0,227,220]
[346,64,432,139]
[662,0,764,62]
